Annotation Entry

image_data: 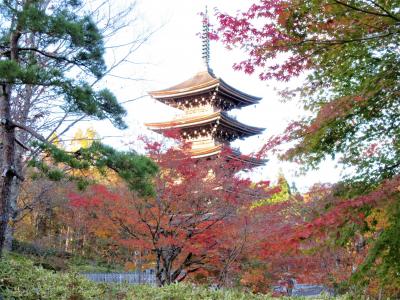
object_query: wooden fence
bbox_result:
[81,271,157,285]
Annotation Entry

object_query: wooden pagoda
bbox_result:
[145,11,265,167]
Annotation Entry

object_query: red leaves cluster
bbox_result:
[213,1,393,82]
[306,177,400,233]
[251,177,400,287]
[67,138,273,285]
[212,0,315,81]
[66,138,400,290]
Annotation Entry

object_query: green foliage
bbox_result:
[0,254,351,299]
[281,1,400,185]
[253,173,291,207]
[11,241,124,273]
[126,283,273,299]
[216,1,400,294]
[30,140,159,195]
[62,82,127,130]
[0,0,146,190]
[0,254,103,299]
[79,141,159,196]
[351,197,400,293]
[217,0,400,184]
[67,256,124,273]
[11,240,69,259]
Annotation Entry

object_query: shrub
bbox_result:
[0,254,102,299]
[0,254,351,299]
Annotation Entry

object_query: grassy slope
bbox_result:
[11,240,125,273]
[0,253,348,300]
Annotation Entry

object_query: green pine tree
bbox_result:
[0,0,157,257]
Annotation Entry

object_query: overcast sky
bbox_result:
[78,0,343,191]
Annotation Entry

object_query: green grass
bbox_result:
[0,253,350,299]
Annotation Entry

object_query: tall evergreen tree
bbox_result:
[0,0,157,257]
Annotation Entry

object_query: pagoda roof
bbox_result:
[148,70,261,107]
[229,148,267,167]
[191,144,223,158]
[190,145,266,166]
[145,111,264,138]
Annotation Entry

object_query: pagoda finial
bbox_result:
[201,6,211,71]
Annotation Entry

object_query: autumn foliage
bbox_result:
[213,0,400,297]
[4,1,399,297]
[68,139,273,286]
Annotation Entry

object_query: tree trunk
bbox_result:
[0,29,20,257]
[0,83,16,257]
[65,226,71,252]
[4,160,22,251]
[155,250,173,286]
[5,82,33,251]
[155,251,164,286]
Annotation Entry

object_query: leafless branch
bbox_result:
[333,0,400,21]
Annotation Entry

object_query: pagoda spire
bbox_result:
[201,6,211,72]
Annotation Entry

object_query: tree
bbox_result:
[11,128,140,259]
[213,0,400,295]
[253,172,291,207]
[0,0,157,257]
[214,0,399,182]
[69,139,271,286]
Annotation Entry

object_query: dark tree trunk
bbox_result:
[0,30,20,257]
[155,247,196,286]
[5,83,32,250]
[4,156,22,251]
[0,83,16,257]
[155,251,164,286]
[155,249,175,286]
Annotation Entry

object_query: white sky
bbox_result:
[79,0,343,192]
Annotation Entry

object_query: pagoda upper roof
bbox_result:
[148,70,261,107]
[145,111,264,138]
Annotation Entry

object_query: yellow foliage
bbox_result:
[70,127,98,151]
[365,208,389,232]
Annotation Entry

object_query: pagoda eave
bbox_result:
[191,144,223,158]
[228,149,267,167]
[220,112,264,136]
[228,154,267,167]
[148,71,261,106]
[145,112,220,130]
[189,145,267,167]
[148,71,219,98]
[218,79,262,104]
[145,112,264,137]
[191,147,267,167]
[149,84,218,99]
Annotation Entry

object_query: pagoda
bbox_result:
[145,12,265,167]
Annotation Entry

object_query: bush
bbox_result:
[12,240,71,259]
[0,254,351,299]
[0,254,102,299]
[11,241,122,273]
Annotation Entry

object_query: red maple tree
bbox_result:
[69,139,272,286]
